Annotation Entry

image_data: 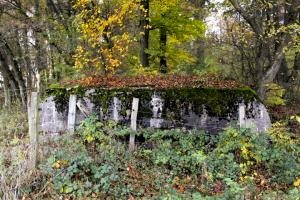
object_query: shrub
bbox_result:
[265,83,286,106]
[36,115,300,199]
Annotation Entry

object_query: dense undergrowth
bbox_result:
[0,111,300,199]
[0,105,27,143]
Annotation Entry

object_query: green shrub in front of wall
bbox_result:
[38,115,300,199]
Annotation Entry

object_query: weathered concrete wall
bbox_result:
[40,90,271,134]
[40,96,67,133]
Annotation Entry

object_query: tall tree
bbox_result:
[139,0,150,68]
[73,0,135,73]
[149,0,205,73]
[227,0,300,98]
[73,0,205,74]
[0,0,77,106]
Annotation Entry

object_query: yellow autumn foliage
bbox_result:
[73,0,136,73]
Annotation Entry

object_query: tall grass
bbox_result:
[0,105,73,199]
[0,105,30,199]
[0,105,28,144]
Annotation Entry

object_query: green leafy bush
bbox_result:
[265,83,286,106]
[37,115,300,199]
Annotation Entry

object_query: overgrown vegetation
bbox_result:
[0,0,299,106]
[47,76,258,118]
[1,113,299,199]
[0,0,299,199]
[0,106,28,144]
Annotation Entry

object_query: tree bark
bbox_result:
[188,0,206,67]
[276,54,289,85]
[139,0,150,67]
[160,27,167,74]
[3,77,11,107]
[257,44,285,99]
[0,33,27,105]
[0,53,21,101]
[289,52,300,82]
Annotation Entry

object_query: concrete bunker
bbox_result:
[40,76,271,133]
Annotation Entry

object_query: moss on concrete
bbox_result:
[47,84,258,118]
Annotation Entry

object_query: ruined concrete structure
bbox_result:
[40,88,271,134]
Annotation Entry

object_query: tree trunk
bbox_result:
[139,0,150,67]
[3,78,11,107]
[255,42,268,86]
[290,51,300,80]
[257,45,285,99]
[0,52,22,102]
[188,0,206,67]
[276,54,289,85]
[160,27,167,74]
[228,0,299,100]
[20,29,33,93]
[10,59,27,106]
[0,33,27,106]
[195,38,205,67]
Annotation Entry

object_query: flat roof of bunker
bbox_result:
[60,75,246,90]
